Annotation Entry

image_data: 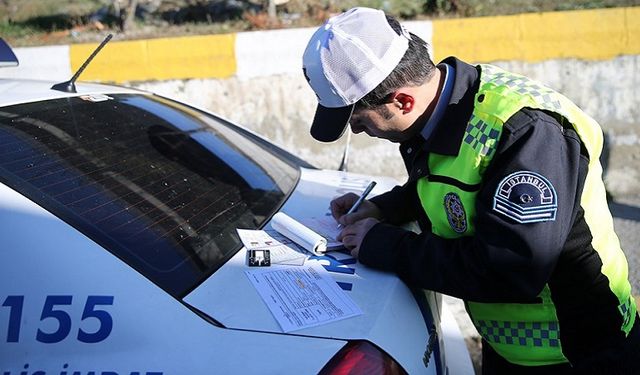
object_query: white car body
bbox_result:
[0,41,472,374]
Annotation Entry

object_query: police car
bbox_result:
[0,38,472,374]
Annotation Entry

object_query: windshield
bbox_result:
[0,93,301,297]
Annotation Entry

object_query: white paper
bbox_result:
[271,212,327,254]
[299,216,344,250]
[245,263,362,332]
[236,228,306,265]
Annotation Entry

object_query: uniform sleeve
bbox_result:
[359,109,588,302]
[369,179,422,224]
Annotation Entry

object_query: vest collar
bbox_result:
[422,57,480,156]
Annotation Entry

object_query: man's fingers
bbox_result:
[338,217,379,260]
[330,193,359,220]
[330,199,344,220]
[342,231,361,257]
[342,210,369,225]
[337,225,355,243]
[350,247,360,258]
[339,221,365,248]
[341,233,355,249]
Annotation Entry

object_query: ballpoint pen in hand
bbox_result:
[338,181,377,228]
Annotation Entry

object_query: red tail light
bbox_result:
[319,340,407,375]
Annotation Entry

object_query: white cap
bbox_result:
[302,7,410,142]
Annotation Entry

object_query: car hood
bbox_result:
[184,167,432,370]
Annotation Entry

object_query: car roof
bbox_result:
[0,78,147,108]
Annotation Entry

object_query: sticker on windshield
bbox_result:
[80,94,113,102]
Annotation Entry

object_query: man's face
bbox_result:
[349,105,410,143]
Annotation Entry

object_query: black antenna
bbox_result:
[51,34,113,93]
[338,131,351,172]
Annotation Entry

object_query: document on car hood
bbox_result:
[245,262,362,332]
[237,228,307,265]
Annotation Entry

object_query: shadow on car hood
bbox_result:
[184,168,433,371]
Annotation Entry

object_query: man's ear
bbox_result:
[393,93,415,114]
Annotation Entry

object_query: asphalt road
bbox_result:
[610,195,640,295]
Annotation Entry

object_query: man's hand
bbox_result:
[330,192,383,226]
[337,218,379,258]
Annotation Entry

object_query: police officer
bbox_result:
[302,7,639,374]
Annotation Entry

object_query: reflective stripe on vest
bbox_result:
[417,64,637,366]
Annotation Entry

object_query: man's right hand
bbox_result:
[330,192,383,227]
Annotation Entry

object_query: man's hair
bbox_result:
[356,15,436,116]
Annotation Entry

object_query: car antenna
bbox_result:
[51,33,113,93]
[338,130,351,172]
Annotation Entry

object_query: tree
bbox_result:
[266,0,275,20]
[117,0,139,32]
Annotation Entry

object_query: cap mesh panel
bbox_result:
[322,19,398,103]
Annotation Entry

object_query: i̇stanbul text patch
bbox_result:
[493,171,557,223]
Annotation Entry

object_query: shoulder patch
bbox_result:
[493,171,557,223]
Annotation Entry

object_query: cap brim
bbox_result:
[310,103,355,143]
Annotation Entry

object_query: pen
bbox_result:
[338,181,377,228]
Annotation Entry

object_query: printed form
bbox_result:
[245,262,362,332]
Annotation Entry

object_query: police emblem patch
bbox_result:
[493,171,557,223]
[444,192,467,233]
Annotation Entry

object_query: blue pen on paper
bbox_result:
[338,181,377,228]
